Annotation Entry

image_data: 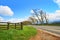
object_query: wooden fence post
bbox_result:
[15,23,16,29]
[20,22,23,30]
[7,22,9,30]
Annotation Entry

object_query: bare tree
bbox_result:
[29,16,36,24]
[31,9,41,24]
[39,10,44,24]
[31,9,48,24]
[39,10,49,24]
[32,16,39,24]
[44,12,48,24]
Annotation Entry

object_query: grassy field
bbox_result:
[0,25,37,40]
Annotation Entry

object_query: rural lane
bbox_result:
[29,25,60,36]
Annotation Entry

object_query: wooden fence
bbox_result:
[0,22,23,30]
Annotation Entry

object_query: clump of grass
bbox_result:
[0,26,37,40]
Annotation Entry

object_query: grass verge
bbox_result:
[0,26,37,40]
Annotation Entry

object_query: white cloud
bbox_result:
[0,17,28,23]
[0,16,4,22]
[0,16,8,22]
[47,10,60,22]
[53,0,60,7]
[0,5,14,16]
[7,18,28,23]
[30,9,35,14]
[6,10,60,23]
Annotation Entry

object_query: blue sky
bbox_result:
[0,0,60,22]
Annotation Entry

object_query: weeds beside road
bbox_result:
[0,25,37,40]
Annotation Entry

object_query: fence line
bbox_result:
[0,22,23,30]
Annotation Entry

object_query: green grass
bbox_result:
[0,26,37,40]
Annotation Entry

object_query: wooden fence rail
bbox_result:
[0,22,23,30]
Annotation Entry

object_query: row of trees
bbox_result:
[29,9,48,24]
